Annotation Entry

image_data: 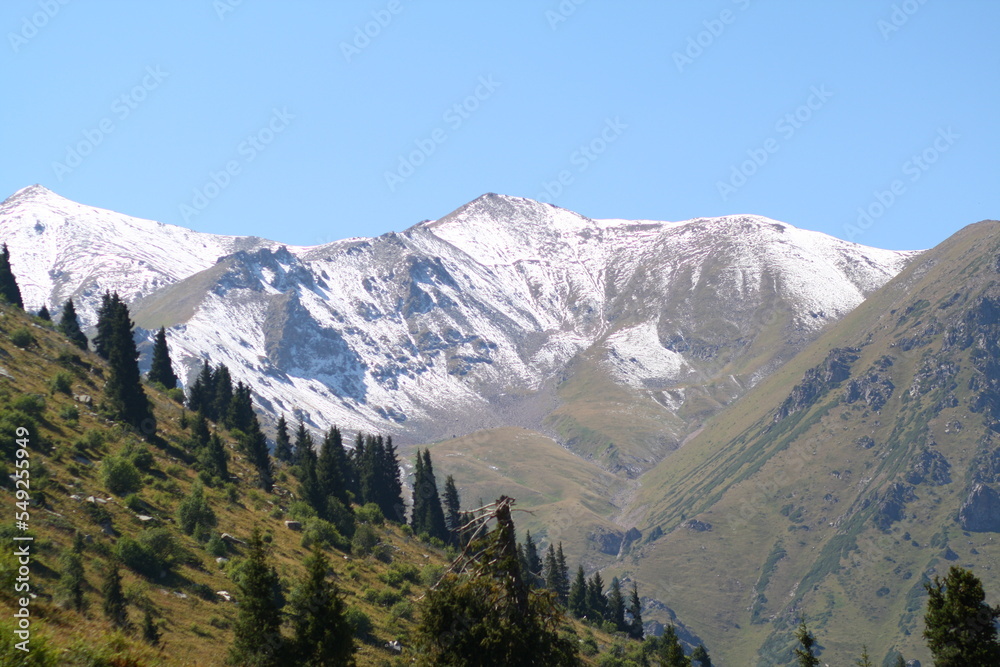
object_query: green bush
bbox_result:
[356,502,385,525]
[206,534,228,558]
[389,600,414,621]
[301,518,349,552]
[9,327,34,348]
[351,522,380,556]
[58,404,79,422]
[11,394,45,418]
[288,501,317,521]
[345,607,373,640]
[124,493,145,513]
[49,371,72,395]
[124,441,155,471]
[101,455,142,495]
[0,618,60,666]
[117,527,185,578]
[166,387,185,404]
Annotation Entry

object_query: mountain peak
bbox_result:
[1,184,65,207]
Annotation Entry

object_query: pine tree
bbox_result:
[378,436,404,522]
[229,528,284,667]
[411,449,448,542]
[177,480,216,536]
[289,546,356,666]
[37,304,51,321]
[317,426,350,507]
[586,572,607,621]
[141,610,161,646]
[568,566,588,618]
[102,294,155,435]
[200,433,229,481]
[923,565,1000,665]
[293,421,314,468]
[523,531,542,587]
[58,298,88,349]
[187,361,214,416]
[273,415,292,463]
[213,365,234,424]
[691,644,712,667]
[855,645,872,667]
[443,474,462,543]
[627,582,644,640]
[102,562,130,630]
[93,291,121,359]
[59,548,86,611]
[0,243,23,308]
[794,621,821,667]
[147,327,178,388]
[658,625,687,667]
[555,543,570,604]
[607,577,626,632]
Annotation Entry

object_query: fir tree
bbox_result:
[411,449,448,542]
[273,415,292,463]
[923,565,1000,665]
[586,572,607,621]
[627,582,644,640]
[691,644,712,667]
[213,364,234,424]
[0,243,23,308]
[289,546,356,666]
[93,291,121,359]
[378,435,404,522]
[200,433,229,482]
[293,421,314,468]
[298,445,324,516]
[193,413,211,449]
[37,304,51,321]
[855,645,872,667]
[522,531,542,587]
[794,621,821,667]
[544,544,560,595]
[59,548,86,611]
[229,528,284,667]
[555,543,570,604]
[568,566,588,618]
[58,298,88,350]
[443,474,462,543]
[147,327,178,388]
[141,610,161,646]
[317,426,350,507]
[226,380,254,433]
[102,294,155,435]
[240,412,273,492]
[607,577,626,632]
[187,361,214,416]
[657,625,687,667]
[102,561,130,630]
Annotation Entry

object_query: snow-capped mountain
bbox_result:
[0,186,919,472]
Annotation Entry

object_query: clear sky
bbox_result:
[2,1,997,251]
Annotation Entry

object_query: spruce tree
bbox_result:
[240,411,273,492]
[0,243,23,308]
[93,291,120,359]
[213,365,234,424]
[555,543,570,604]
[273,415,292,463]
[58,298,88,350]
[147,327,178,388]
[523,531,542,587]
[378,435,404,522]
[187,361,214,416]
[627,582,644,639]
[443,474,462,543]
[37,304,51,321]
[317,426,350,506]
[854,645,872,667]
[794,621,821,667]
[923,565,1000,665]
[289,546,356,666]
[298,445,324,516]
[544,544,560,595]
[658,625,687,667]
[59,548,86,611]
[141,610,161,646]
[226,380,254,433]
[411,449,448,542]
[200,433,229,481]
[102,561,130,630]
[568,566,588,618]
[691,644,712,667]
[103,294,155,435]
[607,577,626,632]
[410,450,426,534]
[586,572,607,621]
[229,528,284,667]
[293,421,314,468]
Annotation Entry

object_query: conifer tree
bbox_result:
[854,645,872,667]
[568,566,588,618]
[102,294,155,435]
[59,548,86,611]
[200,433,229,481]
[226,380,254,433]
[177,480,216,536]
[141,610,161,646]
[794,621,821,667]
[273,415,292,463]
[93,291,122,359]
[293,421,314,468]
[37,304,51,321]
[555,543,570,603]
[378,436,404,522]
[658,625,687,667]
[239,411,273,492]
[522,531,542,587]
[58,298,88,350]
[544,544,560,595]
[187,361,214,416]
[102,561,130,630]
[0,243,23,308]
[289,546,356,666]
[443,474,462,543]
[923,565,1000,665]
[147,327,178,388]
[298,445,324,516]
[229,528,284,667]
[411,449,448,541]
[213,364,234,424]
[627,582,644,640]
[317,426,350,506]
[586,572,607,621]
[607,577,626,632]
[192,413,211,449]
[692,644,712,667]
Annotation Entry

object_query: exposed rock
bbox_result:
[775,348,859,421]
[855,436,876,450]
[284,520,301,531]
[958,483,1000,532]
[618,527,643,556]
[905,449,952,486]
[844,371,895,411]
[590,527,624,556]
[684,519,712,532]
[873,483,916,531]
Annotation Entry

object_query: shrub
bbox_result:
[205,534,228,558]
[389,600,414,621]
[301,518,349,552]
[101,456,142,496]
[351,523,380,557]
[0,618,60,666]
[11,394,45,418]
[124,442,155,472]
[117,527,186,578]
[356,502,384,525]
[49,371,72,395]
[288,501,317,521]
[58,404,79,422]
[124,493,145,513]
[345,607,373,640]
[166,387,185,404]
[177,481,216,536]
[9,327,34,348]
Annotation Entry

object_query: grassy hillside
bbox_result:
[0,305,621,666]
[621,220,1000,665]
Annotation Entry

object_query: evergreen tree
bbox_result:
[229,528,284,667]
[177,480,216,536]
[37,304,51,321]
[523,531,542,587]
[273,415,292,463]
[187,361,214,416]
[317,426,350,506]
[102,294,155,435]
[102,561,130,630]
[568,566,588,618]
[193,413,211,449]
[289,546,356,666]
[298,445,324,516]
[607,577,626,632]
[691,644,712,667]
[627,582,644,640]
[141,610,161,646]
[378,435,404,522]
[147,327,178,388]
[854,645,872,667]
[226,380,254,433]
[923,565,1000,665]
[411,449,448,542]
[59,548,86,611]
[93,291,121,359]
[543,545,559,595]
[0,243,23,308]
[293,421,314,468]
[794,621,821,667]
[657,625,688,667]
[239,410,273,492]
[348,432,365,500]
[213,365,234,425]
[200,433,229,481]
[443,474,462,543]
[555,543,570,603]
[586,572,607,621]
[58,298,88,350]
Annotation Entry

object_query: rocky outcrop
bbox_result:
[874,483,916,531]
[958,483,1000,532]
[775,348,859,421]
[844,371,895,411]
[905,449,952,486]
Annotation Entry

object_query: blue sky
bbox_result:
[2,1,997,251]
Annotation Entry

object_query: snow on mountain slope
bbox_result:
[0,187,920,469]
